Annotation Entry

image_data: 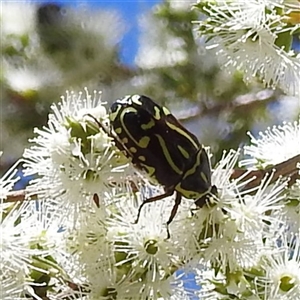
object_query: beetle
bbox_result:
[92,95,217,237]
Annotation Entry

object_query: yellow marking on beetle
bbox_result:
[129,147,137,153]
[182,149,202,180]
[109,105,121,122]
[131,95,142,105]
[141,119,155,130]
[138,136,150,148]
[120,107,151,148]
[165,121,199,149]
[177,145,190,159]
[122,137,129,144]
[140,163,156,177]
[200,172,208,183]
[153,106,161,120]
[155,134,183,175]
[138,156,146,161]
[115,127,122,134]
[162,106,171,115]
[175,184,200,199]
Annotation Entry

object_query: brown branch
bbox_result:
[4,189,37,203]
[230,154,300,190]
[177,89,279,122]
[3,154,299,203]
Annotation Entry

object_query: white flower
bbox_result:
[41,201,116,299]
[70,8,124,48]
[136,14,188,69]
[0,158,20,201]
[0,274,27,300]
[281,171,300,235]
[189,150,287,272]
[22,89,134,221]
[195,267,252,300]
[4,64,62,94]
[0,158,37,298]
[195,0,300,95]
[104,182,199,299]
[0,2,36,36]
[169,0,194,12]
[59,182,197,299]
[196,233,300,300]
[109,188,183,277]
[240,117,300,168]
[0,201,35,295]
[241,120,300,235]
[25,200,68,260]
[258,234,300,300]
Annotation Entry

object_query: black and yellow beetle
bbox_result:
[96,95,217,237]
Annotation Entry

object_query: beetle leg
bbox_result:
[85,113,110,135]
[165,192,182,239]
[134,188,174,224]
[85,113,134,159]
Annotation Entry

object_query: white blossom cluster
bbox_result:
[194,0,300,96]
[0,1,124,105]
[1,89,299,299]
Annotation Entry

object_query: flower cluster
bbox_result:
[22,88,133,221]
[194,0,300,96]
[1,90,299,299]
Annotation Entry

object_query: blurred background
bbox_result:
[1,0,299,179]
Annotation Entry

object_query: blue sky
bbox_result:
[91,1,160,64]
